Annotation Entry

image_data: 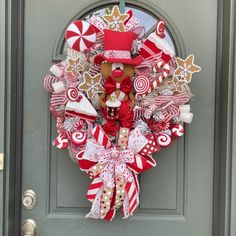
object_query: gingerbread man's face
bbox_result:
[101,62,135,81]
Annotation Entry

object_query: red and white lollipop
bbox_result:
[71,131,87,145]
[55,134,69,149]
[65,20,96,52]
[67,87,82,102]
[156,20,166,38]
[134,75,150,95]
[171,124,184,137]
[155,133,172,147]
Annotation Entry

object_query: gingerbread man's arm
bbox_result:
[99,92,107,108]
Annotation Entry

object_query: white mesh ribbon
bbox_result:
[128,128,148,153]
[95,148,135,188]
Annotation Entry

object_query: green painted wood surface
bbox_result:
[21,0,217,235]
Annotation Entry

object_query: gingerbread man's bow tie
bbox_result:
[105,76,132,95]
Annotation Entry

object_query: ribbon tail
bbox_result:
[125,179,139,217]
[86,188,103,219]
[86,177,103,202]
[104,209,116,221]
[127,154,156,174]
[122,193,130,219]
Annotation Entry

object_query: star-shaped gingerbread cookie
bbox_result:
[103,6,129,32]
[78,72,104,99]
[175,54,201,83]
[164,76,186,93]
[66,57,84,77]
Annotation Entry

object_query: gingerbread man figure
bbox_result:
[94,30,142,136]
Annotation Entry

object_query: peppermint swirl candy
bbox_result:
[156,20,165,38]
[55,134,69,149]
[67,87,79,101]
[74,120,84,131]
[171,124,184,137]
[71,131,87,145]
[156,133,172,147]
[134,75,150,94]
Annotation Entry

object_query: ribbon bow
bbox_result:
[105,76,132,95]
[77,138,156,221]
[95,148,135,188]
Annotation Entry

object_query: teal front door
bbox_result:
[21,0,217,235]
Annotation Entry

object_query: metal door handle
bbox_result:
[22,190,37,209]
[21,219,37,236]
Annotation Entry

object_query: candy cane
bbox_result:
[140,61,170,98]
[92,125,113,148]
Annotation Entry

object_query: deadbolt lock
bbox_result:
[21,219,37,236]
[22,190,37,210]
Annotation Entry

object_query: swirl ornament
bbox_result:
[65,20,96,52]
[55,134,69,149]
[67,87,80,101]
[155,133,172,147]
[171,124,184,137]
[71,131,87,145]
[156,20,166,38]
[134,75,150,94]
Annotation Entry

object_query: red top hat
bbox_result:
[94,30,142,65]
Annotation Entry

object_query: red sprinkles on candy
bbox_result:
[65,20,96,52]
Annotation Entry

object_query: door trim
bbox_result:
[217,0,236,235]
[2,0,24,235]
[2,0,235,235]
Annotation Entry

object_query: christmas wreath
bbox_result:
[43,5,201,221]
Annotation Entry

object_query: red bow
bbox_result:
[105,76,132,95]
[76,140,156,221]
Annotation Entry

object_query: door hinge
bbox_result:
[0,153,4,171]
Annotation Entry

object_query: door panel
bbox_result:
[22,0,217,235]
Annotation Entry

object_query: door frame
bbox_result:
[1,0,236,235]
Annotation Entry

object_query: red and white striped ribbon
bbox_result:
[86,177,103,202]
[43,75,60,92]
[92,125,113,148]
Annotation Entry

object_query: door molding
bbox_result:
[217,0,236,235]
[2,0,24,235]
[0,0,6,235]
[2,0,235,235]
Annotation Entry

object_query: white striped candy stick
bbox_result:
[141,61,170,98]
[92,125,113,148]
[86,177,103,202]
